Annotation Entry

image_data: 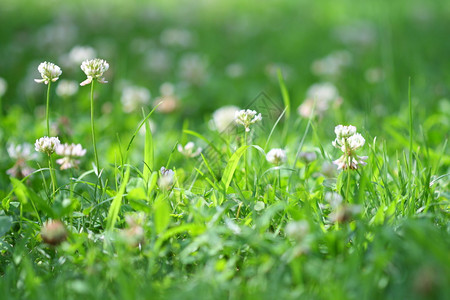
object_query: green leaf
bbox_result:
[154,195,171,234]
[220,145,249,191]
[0,216,13,237]
[106,166,131,231]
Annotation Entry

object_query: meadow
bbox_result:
[0,0,449,299]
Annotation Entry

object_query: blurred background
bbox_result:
[0,0,449,165]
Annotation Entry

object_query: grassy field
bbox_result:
[0,0,449,299]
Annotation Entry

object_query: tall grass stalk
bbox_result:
[48,154,56,197]
[90,81,102,191]
[46,82,51,136]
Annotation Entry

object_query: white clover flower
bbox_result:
[332,125,367,170]
[160,82,175,96]
[266,148,287,165]
[211,105,240,132]
[56,80,78,98]
[35,136,61,155]
[121,85,151,113]
[0,77,7,97]
[299,151,317,164]
[347,133,365,150]
[298,82,342,118]
[334,125,357,139]
[225,63,244,78]
[311,50,352,77]
[158,167,175,190]
[153,83,178,113]
[55,143,86,170]
[34,62,62,84]
[177,142,202,158]
[333,155,368,171]
[329,204,361,223]
[55,143,87,157]
[365,68,384,84]
[179,54,208,85]
[8,143,37,160]
[6,143,37,178]
[321,162,337,178]
[324,192,343,209]
[145,49,171,73]
[80,58,109,86]
[160,28,193,48]
[67,45,97,66]
[285,220,310,241]
[235,109,262,132]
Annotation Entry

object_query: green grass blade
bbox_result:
[143,109,154,181]
[221,145,249,191]
[277,69,290,121]
[105,166,130,231]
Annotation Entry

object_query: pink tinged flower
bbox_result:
[177,142,202,158]
[158,167,175,190]
[80,58,109,86]
[7,143,37,178]
[34,62,62,84]
[332,125,367,170]
[55,143,86,170]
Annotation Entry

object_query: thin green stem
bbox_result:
[408,77,413,212]
[244,130,248,190]
[48,154,57,199]
[345,168,351,203]
[90,81,103,191]
[46,82,51,136]
[278,168,282,190]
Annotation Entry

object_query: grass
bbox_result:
[0,0,449,299]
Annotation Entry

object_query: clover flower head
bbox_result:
[311,50,352,77]
[35,136,61,155]
[7,143,37,178]
[329,204,361,224]
[68,45,97,66]
[35,62,62,84]
[299,151,317,164]
[121,85,151,113]
[55,143,86,170]
[122,213,146,247]
[80,58,109,86]
[235,109,262,132]
[324,192,343,209]
[177,142,202,158]
[335,125,357,139]
[266,148,287,165]
[332,125,367,170]
[297,82,342,118]
[211,105,240,132]
[158,167,175,190]
[40,220,68,246]
[56,80,78,97]
[8,143,36,160]
[347,133,365,150]
[285,220,310,241]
